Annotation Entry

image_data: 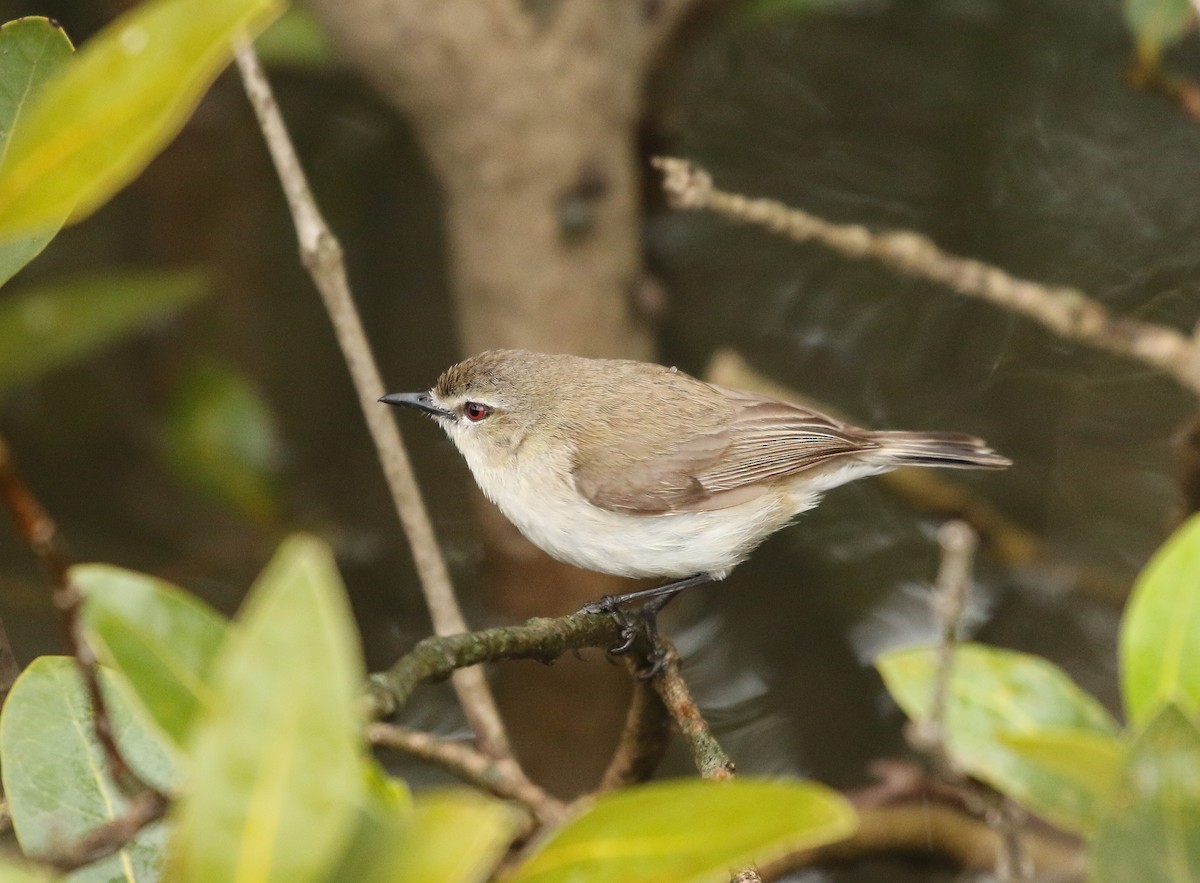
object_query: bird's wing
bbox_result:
[572,393,877,515]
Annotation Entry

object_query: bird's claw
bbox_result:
[577,594,672,675]
[634,644,669,679]
[577,595,639,655]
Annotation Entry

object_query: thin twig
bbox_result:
[988,796,1035,883]
[367,722,567,826]
[900,519,1033,882]
[912,520,977,765]
[598,665,672,791]
[35,791,168,874]
[650,642,735,781]
[232,41,513,761]
[0,435,169,869]
[655,157,1200,398]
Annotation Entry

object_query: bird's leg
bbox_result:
[579,572,713,615]
[579,573,712,666]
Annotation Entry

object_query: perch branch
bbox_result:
[367,722,566,825]
[366,613,739,787]
[657,157,1200,398]
[233,41,513,761]
[366,613,627,718]
[0,436,169,869]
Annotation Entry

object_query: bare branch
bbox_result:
[656,157,1200,398]
[367,722,567,826]
[232,41,514,761]
[650,643,735,781]
[364,613,741,788]
[37,791,168,873]
[911,520,977,764]
[895,519,1034,882]
[365,613,628,719]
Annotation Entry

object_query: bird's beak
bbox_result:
[379,391,455,419]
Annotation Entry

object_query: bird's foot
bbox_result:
[578,594,671,673]
[576,574,711,675]
[579,594,642,654]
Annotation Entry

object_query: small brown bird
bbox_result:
[383,350,1009,618]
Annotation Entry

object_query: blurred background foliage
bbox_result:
[0,1,1199,878]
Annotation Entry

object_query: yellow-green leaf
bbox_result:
[0,0,284,237]
[169,534,366,883]
[332,786,519,883]
[1121,514,1200,728]
[0,268,209,396]
[1000,729,1124,833]
[508,778,856,883]
[0,852,60,882]
[877,643,1119,834]
[76,562,228,747]
[1091,704,1200,883]
[253,8,334,68]
[0,17,74,286]
[0,657,177,882]
[1123,0,1195,64]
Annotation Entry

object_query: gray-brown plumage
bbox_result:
[389,350,1009,584]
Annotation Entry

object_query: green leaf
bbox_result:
[333,785,519,883]
[76,562,227,747]
[163,360,283,523]
[1123,0,1195,63]
[253,8,334,68]
[877,643,1119,834]
[325,765,416,883]
[1000,729,1124,833]
[0,0,284,237]
[1121,514,1200,728]
[0,268,209,396]
[169,534,366,883]
[0,17,74,287]
[1091,704,1200,883]
[0,656,178,882]
[508,778,856,883]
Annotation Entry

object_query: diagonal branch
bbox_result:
[655,157,1200,399]
[232,41,514,762]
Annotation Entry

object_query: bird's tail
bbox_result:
[870,431,1011,470]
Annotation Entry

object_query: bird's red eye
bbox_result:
[464,402,491,422]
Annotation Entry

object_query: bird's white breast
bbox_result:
[446,425,874,580]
